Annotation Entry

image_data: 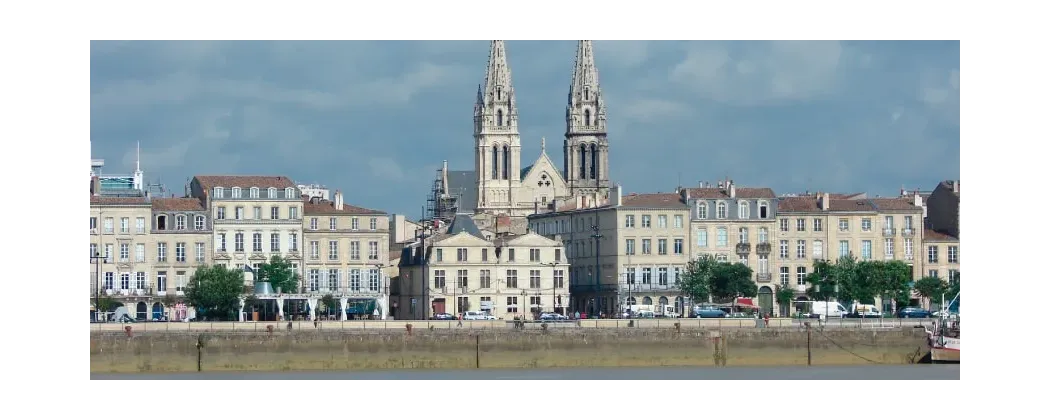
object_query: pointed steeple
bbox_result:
[474,41,517,135]
[566,40,605,134]
[564,40,610,199]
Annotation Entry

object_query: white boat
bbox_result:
[924,291,960,362]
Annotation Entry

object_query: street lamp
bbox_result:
[546,261,558,315]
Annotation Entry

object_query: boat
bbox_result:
[923,291,960,363]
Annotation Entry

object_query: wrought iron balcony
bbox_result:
[882,228,897,237]
[618,283,681,293]
[755,242,772,255]
[756,273,772,282]
[735,243,751,255]
[901,228,915,237]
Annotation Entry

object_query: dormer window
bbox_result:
[267,187,276,198]
[175,215,187,230]
[717,202,727,219]
[759,201,769,219]
[284,187,294,198]
[249,187,259,198]
[157,215,167,230]
[696,202,708,219]
[231,187,242,198]
[194,215,205,230]
[213,187,224,198]
[738,201,750,219]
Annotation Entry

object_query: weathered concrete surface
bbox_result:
[90,328,930,373]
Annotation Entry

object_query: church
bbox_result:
[426,40,614,234]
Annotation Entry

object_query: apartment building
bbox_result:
[775,193,925,311]
[680,180,779,314]
[302,191,391,319]
[397,214,570,320]
[189,176,303,286]
[923,180,960,288]
[90,195,154,316]
[527,186,690,316]
[150,197,212,299]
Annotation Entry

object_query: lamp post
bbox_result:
[590,224,602,316]
[546,261,558,315]
[521,289,528,320]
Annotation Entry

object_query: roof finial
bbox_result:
[541,137,545,152]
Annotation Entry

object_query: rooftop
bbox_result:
[302,196,385,215]
[924,229,958,242]
[194,175,297,191]
[152,197,205,212]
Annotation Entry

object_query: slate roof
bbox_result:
[445,170,478,213]
[193,175,296,191]
[686,187,777,199]
[622,193,687,209]
[924,229,958,242]
[446,213,486,239]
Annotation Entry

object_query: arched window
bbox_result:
[284,187,294,198]
[717,202,727,219]
[496,109,503,126]
[501,145,509,180]
[579,147,587,179]
[492,145,499,179]
[213,187,224,198]
[497,87,502,101]
[249,187,259,198]
[590,143,597,180]
[642,296,653,305]
[697,202,708,219]
[176,215,187,230]
[584,109,591,126]
[267,187,277,198]
[194,215,205,230]
[627,296,636,305]
[584,87,589,101]
[739,201,750,219]
[231,187,241,198]
[758,201,770,219]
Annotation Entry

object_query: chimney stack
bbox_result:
[612,184,623,207]
[817,192,830,210]
[334,190,344,210]
[680,187,690,202]
[728,180,736,198]
[952,180,959,193]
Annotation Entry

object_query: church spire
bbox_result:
[474,40,518,135]
[564,40,610,198]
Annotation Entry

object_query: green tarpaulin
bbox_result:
[346,299,377,314]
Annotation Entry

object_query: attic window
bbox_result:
[157,215,167,230]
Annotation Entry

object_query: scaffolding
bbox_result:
[425,167,459,225]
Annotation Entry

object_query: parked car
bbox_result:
[463,311,498,320]
[539,312,568,321]
[693,306,727,318]
[432,313,455,320]
[897,307,932,318]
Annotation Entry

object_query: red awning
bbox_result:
[735,298,758,308]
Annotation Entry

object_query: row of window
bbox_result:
[624,238,685,256]
[775,238,919,261]
[91,217,153,234]
[623,214,685,229]
[90,242,206,263]
[622,266,684,285]
[308,216,380,231]
[212,186,296,200]
[694,200,771,220]
[432,269,566,290]
[98,270,188,292]
[308,240,381,261]
[444,296,564,315]
[305,268,382,292]
[432,247,561,263]
[927,245,960,264]
[779,216,916,233]
[695,227,771,248]
[217,232,300,254]
[216,205,300,221]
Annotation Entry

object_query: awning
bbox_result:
[345,298,377,315]
[734,298,759,308]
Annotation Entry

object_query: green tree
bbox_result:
[680,255,717,302]
[775,285,795,317]
[912,276,946,303]
[804,258,840,301]
[186,265,245,321]
[320,294,338,316]
[878,260,914,308]
[96,296,120,312]
[710,262,756,302]
[851,260,883,305]
[257,255,300,294]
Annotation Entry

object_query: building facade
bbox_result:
[681,180,779,314]
[189,176,304,285]
[923,180,960,297]
[90,195,155,319]
[302,191,391,319]
[397,214,570,320]
[150,197,212,300]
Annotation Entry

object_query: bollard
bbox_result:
[674,322,681,334]
[286,321,293,331]
[405,324,413,336]
[124,325,133,337]
[266,325,274,335]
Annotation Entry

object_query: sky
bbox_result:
[90,41,959,216]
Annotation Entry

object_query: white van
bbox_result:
[810,301,848,319]
[661,305,680,318]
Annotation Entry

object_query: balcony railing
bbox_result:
[618,283,681,293]
[735,243,751,255]
[755,242,772,254]
[901,228,915,237]
[756,273,772,282]
[882,228,897,237]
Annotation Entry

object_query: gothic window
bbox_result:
[584,87,589,101]
[492,145,499,179]
[579,147,587,180]
[497,87,502,101]
[584,109,591,126]
[502,145,509,180]
[497,109,503,126]
[590,143,598,180]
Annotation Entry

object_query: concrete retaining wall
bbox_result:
[90,327,930,373]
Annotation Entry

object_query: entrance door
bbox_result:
[758,286,773,316]
[136,302,148,321]
[432,299,446,316]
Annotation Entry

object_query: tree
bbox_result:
[680,255,718,302]
[775,285,795,317]
[186,265,245,321]
[257,255,300,294]
[320,294,338,316]
[804,258,840,301]
[710,262,756,302]
[851,260,883,304]
[913,276,946,304]
[878,260,914,309]
[96,296,120,312]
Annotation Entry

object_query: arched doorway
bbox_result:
[658,296,668,308]
[627,296,636,306]
[136,302,148,321]
[151,302,164,321]
[757,286,773,316]
[642,296,653,305]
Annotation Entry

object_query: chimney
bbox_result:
[680,187,690,202]
[613,184,623,207]
[913,191,923,207]
[817,192,830,210]
[952,180,959,193]
[334,190,344,210]
[728,180,736,198]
